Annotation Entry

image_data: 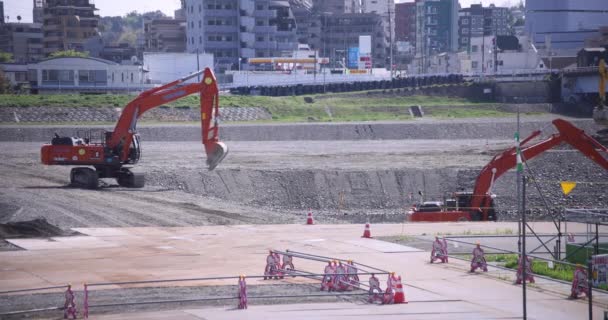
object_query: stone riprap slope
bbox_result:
[0,106,271,123]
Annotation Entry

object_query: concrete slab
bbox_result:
[6,236,117,250]
[342,238,423,253]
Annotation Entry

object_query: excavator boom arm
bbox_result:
[470,119,608,217]
[106,68,227,169]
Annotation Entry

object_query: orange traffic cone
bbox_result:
[306,209,314,225]
[362,223,372,238]
[393,276,407,304]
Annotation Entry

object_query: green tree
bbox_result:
[49,50,90,58]
[0,69,11,94]
[0,52,14,63]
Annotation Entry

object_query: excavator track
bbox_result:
[70,167,99,190]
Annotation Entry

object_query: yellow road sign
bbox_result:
[560,181,577,195]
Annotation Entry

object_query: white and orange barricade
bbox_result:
[63,284,78,319]
[515,255,535,284]
[264,250,279,280]
[570,265,588,299]
[282,253,295,276]
[321,261,335,291]
[368,274,383,303]
[273,252,284,279]
[346,260,359,290]
[238,275,248,309]
[470,243,488,272]
[333,261,349,291]
[392,275,407,304]
[430,237,448,263]
[383,273,395,304]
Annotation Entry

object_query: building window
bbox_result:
[199,20,202,28]
[200,36,202,44]
[472,61,478,68]
[191,21,194,28]
[192,37,195,44]
[131,73,133,83]
[199,4,201,12]
[121,73,124,82]
[472,45,478,52]
[256,20,264,26]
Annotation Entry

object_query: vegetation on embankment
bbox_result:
[0,93,513,122]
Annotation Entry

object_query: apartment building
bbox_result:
[42,0,100,55]
[0,22,44,63]
[458,4,510,52]
[185,0,298,72]
[414,0,459,73]
[144,18,187,53]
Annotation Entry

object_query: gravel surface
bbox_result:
[0,283,364,319]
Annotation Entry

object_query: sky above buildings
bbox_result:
[4,0,519,23]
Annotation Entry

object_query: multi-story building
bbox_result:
[312,0,361,14]
[526,0,608,50]
[395,2,415,43]
[144,18,187,53]
[0,23,44,63]
[458,4,510,52]
[319,12,387,68]
[184,0,298,72]
[42,0,100,55]
[290,0,316,46]
[33,0,45,23]
[414,0,459,73]
[0,1,4,24]
[360,0,394,67]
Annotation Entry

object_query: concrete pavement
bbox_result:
[2,222,607,319]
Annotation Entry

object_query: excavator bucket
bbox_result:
[205,141,228,171]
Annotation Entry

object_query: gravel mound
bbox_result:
[0,218,74,239]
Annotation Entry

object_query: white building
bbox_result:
[462,36,541,74]
[143,52,214,84]
[426,52,464,74]
[26,57,148,93]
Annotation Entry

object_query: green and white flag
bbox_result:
[515,132,523,172]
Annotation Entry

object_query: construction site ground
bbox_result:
[1,114,607,319]
[1,223,607,319]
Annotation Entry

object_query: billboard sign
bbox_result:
[348,47,360,69]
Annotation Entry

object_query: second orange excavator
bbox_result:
[408,119,608,222]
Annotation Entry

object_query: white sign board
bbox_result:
[359,35,372,56]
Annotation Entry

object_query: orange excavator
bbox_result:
[408,119,608,222]
[40,68,228,189]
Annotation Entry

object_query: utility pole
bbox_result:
[388,1,394,79]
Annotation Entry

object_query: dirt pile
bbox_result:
[0,218,74,239]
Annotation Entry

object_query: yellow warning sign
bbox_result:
[560,181,577,195]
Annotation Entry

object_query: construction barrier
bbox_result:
[1,250,403,318]
[470,243,488,273]
[515,255,535,285]
[430,237,448,263]
[570,265,589,299]
[238,276,248,309]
